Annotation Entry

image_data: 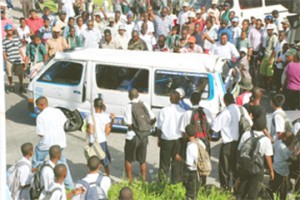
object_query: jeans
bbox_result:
[6,0,13,8]
[32,146,74,189]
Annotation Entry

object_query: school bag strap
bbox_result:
[77,173,106,200]
[45,187,63,200]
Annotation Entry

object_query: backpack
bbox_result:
[272,111,292,135]
[42,187,62,200]
[238,106,251,139]
[238,131,265,175]
[77,174,108,200]
[191,139,212,178]
[190,107,209,139]
[7,160,31,198]
[131,102,152,138]
[30,161,54,200]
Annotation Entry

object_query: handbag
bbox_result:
[83,115,106,161]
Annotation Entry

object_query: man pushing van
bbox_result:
[124,89,156,182]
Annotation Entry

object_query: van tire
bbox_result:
[56,107,83,132]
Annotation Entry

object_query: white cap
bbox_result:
[175,88,185,98]
[118,24,126,30]
[196,9,201,14]
[212,0,218,4]
[182,2,189,7]
[188,12,196,18]
[231,17,239,22]
[266,23,276,30]
[240,47,248,55]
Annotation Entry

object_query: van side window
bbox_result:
[38,61,83,85]
[95,65,149,93]
[155,70,209,99]
[239,0,262,9]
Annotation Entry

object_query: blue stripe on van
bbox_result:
[218,73,226,93]
[208,73,214,101]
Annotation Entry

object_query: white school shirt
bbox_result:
[115,33,128,49]
[36,107,67,151]
[273,140,292,176]
[210,41,240,60]
[203,25,218,50]
[157,104,185,140]
[40,160,55,191]
[270,108,286,142]
[230,25,242,46]
[186,139,206,171]
[248,27,262,52]
[14,157,32,200]
[179,105,213,134]
[238,130,273,157]
[177,11,189,27]
[124,98,155,140]
[81,28,101,48]
[136,20,155,35]
[39,182,66,200]
[87,112,111,143]
[17,26,31,43]
[212,104,252,144]
[125,23,135,40]
[72,173,111,200]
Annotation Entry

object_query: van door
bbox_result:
[34,60,86,108]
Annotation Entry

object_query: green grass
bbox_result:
[108,180,234,200]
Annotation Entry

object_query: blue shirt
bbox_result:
[179,99,190,111]
[218,28,233,43]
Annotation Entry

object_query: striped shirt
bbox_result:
[154,15,173,38]
[2,36,22,63]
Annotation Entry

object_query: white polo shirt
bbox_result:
[186,139,206,171]
[124,98,155,140]
[40,160,55,191]
[157,104,185,140]
[270,108,286,141]
[179,105,213,134]
[39,182,66,200]
[36,107,67,151]
[72,173,111,200]
[210,41,240,60]
[238,130,273,157]
[88,112,111,143]
[212,104,252,144]
[273,140,292,176]
[14,157,32,200]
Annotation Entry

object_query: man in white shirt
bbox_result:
[124,12,135,40]
[139,22,156,51]
[157,90,185,184]
[211,92,252,190]
[124,88,156,182]
[136,11,154,35]
[72,156,111,200]
[115,24,128,49]
[40,145,62,192]
[210,32,240,62]
[39,164,83,200]
[12,143,33,200]
[81,20,101,49]
[177,2,190,29]
[236,118,274,200]
[270,94,287,142]
[32,96,74,190]
[229,17,241,47]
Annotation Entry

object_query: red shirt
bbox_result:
[25,17,44,34]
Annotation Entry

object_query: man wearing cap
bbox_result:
[177,2,190,28]
[139,22,156,51]
[259,23,278,90]
[229,17,241,46]
[262,15,277,49]
[183,11,196,35]
[93,10,108,35]
[99,29,117,49]
[221,2,231,22]
[81,20,101,48]
[180,36,203,53]
[104,17,118,38]
[115,24,128,49]
[2,24,26,93]
[25,9,44,34]
[125,12,135,39]
[207,0,220,24]
[1,9,15,40]
[21,0,34,18]
[46,26,70,58]
[154,7,173,38]
[194,9,205,31]
[218,19,233,43]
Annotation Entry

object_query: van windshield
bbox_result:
[265,0,281,6]
[155,70,209,99]
[239,0,262,9]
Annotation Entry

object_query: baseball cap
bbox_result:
[212,0,218,4]
[188,12,196,18]
[188,36,196,44]
[240,47,248,55]
[285,48,297,57]
[182,2,189,7]
[127,11,133,18]
[4,24,12,31]
[231,17,239,23]
[265,15,274,21]
[175,88,185,98]
[266,23,276,30]
[118,24,126,31]
[196,9,201,14]
[224,2,231,6]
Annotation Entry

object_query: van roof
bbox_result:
[55,49,225,73]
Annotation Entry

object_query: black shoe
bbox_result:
[19,87,26,93]
[9,86,14,93]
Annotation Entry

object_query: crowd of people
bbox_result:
[2,0,300,200]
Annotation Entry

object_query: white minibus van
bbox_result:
[27,49,234,131]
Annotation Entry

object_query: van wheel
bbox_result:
[56,107,83,132]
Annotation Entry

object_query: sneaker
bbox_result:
[19,86,26,93]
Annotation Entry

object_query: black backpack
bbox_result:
[238,106,251,139]
[238,131,265,175]
[131,102,152,138]
[30,161,53,200]
[190,107,209,139]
